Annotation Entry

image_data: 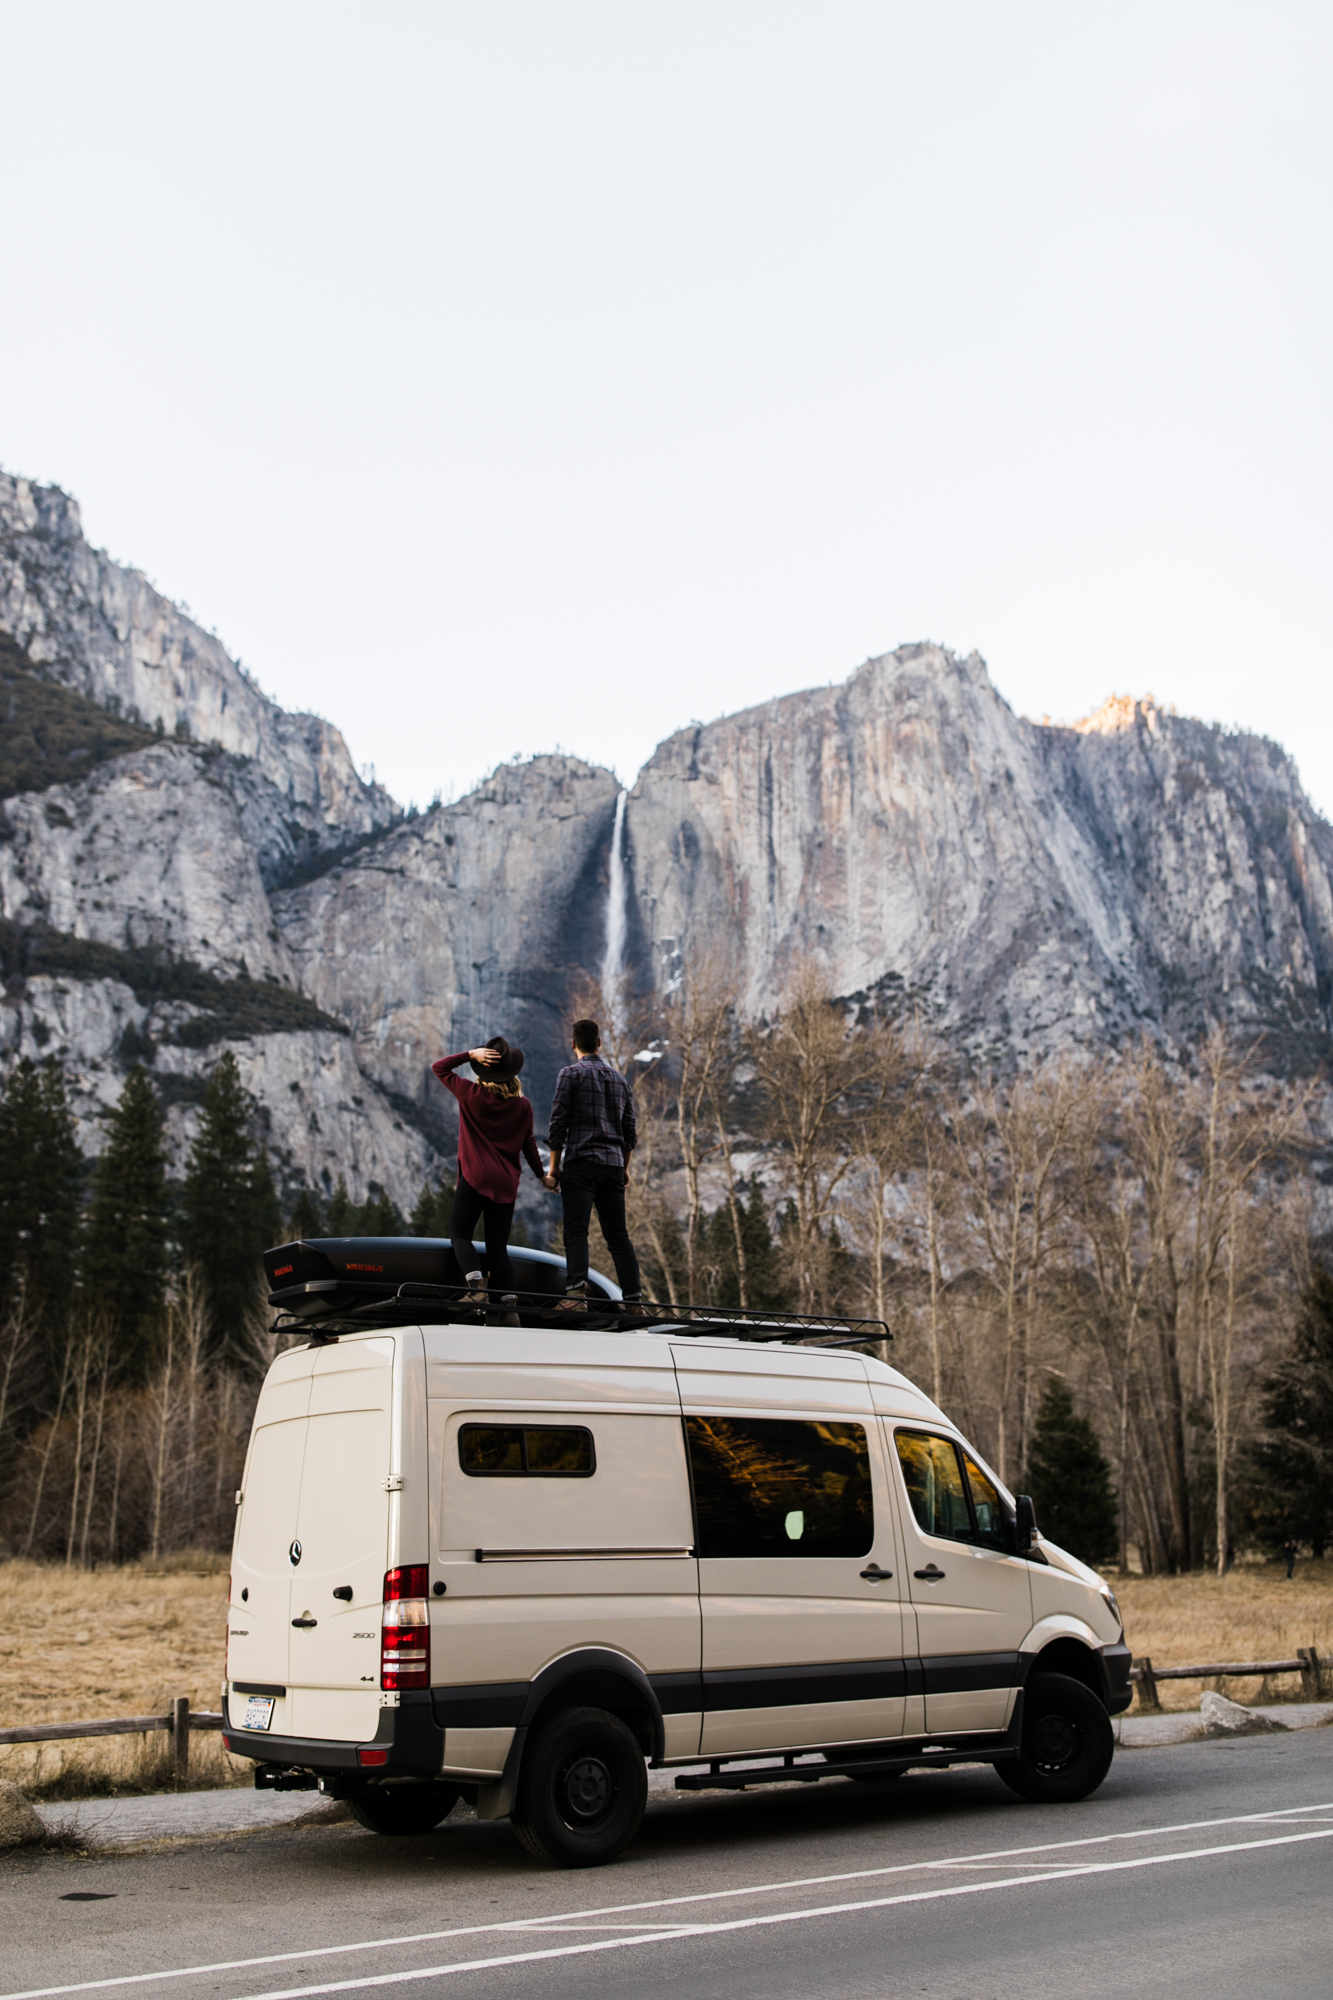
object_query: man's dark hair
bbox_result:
[572,1018,601,1053]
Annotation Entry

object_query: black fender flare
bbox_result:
[475,1648,665,1821]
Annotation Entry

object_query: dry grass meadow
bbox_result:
[1115,1558,1333,1710]
[0,1554,249,1800]
[1,1554,1330,1796]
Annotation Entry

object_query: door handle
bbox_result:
[913,1565,946,1581]
[332,1586,353,1602]
[860,1565,893,1582]
[291,1616,318,1628]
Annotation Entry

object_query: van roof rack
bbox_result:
[267,1284,888,1348]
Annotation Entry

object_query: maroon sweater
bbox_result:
[431,1055,546,1204]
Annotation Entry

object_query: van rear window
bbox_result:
[459,1425,595,1477]
[685,1416,873,1558]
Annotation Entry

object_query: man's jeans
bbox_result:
[560,1161,641,1298]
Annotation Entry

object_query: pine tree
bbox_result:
[0,1056,84,1325]
[288,1188,324,1239]
[84,1066,170,1374]
[410,1178,455,1237]
[1024,1377,1118,1566]
[357,1189,405,1235]
[1243,1265,1333,1557]
[179,1051,277,1352]
[325,1177,356,1236]
[699,1184,788,1311]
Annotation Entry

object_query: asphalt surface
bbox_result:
[4,1730,1333,2000]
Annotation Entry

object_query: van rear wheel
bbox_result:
[346,1780,462,1834]
[511,1705,648,1867]
[997,1672,1114,1804]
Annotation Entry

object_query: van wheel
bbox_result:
[997,1673,1114,1804]
[346,1780,462,1834]
[511,1706,648,1867]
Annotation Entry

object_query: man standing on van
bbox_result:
[545,1018,644,1315]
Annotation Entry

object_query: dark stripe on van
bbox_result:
[431,1682,529,1729]
[430,1654,1022,1732]
[701,1659,920,1711]
[920,1652,1022,1695]
[648,1671,704,1714]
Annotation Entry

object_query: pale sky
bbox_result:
[2,3,1330,816]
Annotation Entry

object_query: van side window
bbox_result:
[685,1416,873,1558]
[961,1449,1011,1553]
[895,1431,974,1543]
[459,1425,595,1477]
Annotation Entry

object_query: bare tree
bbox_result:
[746,961,870,1313]
[948,1055,1105,1486]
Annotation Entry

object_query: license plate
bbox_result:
[242,1696,275,1731]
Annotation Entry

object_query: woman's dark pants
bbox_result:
[450,1173,515,1292]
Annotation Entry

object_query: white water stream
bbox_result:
[600,790,628,1032]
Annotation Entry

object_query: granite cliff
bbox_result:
[3,470,1331,1221]
[623,644,1333,1067]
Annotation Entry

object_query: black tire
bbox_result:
[997,1673,1114,1803]
[511,1705,648,1867]
[346,1780,462,1834]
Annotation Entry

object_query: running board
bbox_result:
[673,1739,1019,1791]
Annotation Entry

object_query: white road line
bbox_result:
[228,1827,1333,2000]
[9,1801,1333,2000]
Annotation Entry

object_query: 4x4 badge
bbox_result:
[289,1539,302,1566]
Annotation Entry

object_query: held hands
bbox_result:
[542,1172,560,1192]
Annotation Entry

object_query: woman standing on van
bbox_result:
[431,1039,547,1315]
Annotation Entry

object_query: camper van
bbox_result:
[223,1238,1131,1868]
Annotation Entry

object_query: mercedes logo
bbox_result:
[289,1539,302,1566]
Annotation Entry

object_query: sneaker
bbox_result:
[553,1286,588,1316]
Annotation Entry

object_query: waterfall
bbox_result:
[600,791,628,1030]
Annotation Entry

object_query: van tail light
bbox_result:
[382,1564,430,1690]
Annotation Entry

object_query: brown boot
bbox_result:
[553,1285,588,1316]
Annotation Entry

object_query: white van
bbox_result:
[224,1240,1131,1867]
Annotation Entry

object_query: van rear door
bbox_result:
[287,1336,399,1742]
[229,1347,317,1727]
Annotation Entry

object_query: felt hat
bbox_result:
[470,1035,525,1081]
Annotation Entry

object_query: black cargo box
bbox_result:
[263,1237,613,1319]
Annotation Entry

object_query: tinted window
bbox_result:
[459,1425,595,1477]
[895,1431,974,1542]
[962,1449,1012,1553]
[685,1416,873,1558]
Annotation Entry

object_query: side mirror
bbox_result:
[1015,1494,1037,1555]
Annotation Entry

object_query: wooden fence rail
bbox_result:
[3,1657,1328,1765]
[1131,1647,1326,1711]
[0,1698,222,1779]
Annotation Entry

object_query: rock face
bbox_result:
[275,756,621,1138]
[5,468,1333,1224]
[624,644,1333,1062]
[0,473,450,1206]
[0,472,397,884]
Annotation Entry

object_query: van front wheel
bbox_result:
[346,1780,462,1834]
[512,1706,648,1867]
[997,1673,1114,1804]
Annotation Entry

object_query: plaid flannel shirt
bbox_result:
[548,1056,638,1169]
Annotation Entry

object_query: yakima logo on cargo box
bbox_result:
[273,1264,293,1277]
[346,1262,385,1273]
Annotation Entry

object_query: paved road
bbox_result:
[4,1731,1333,1999]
